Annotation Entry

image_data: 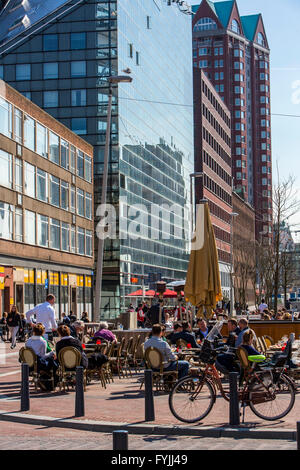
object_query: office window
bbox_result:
[70,185,76,213]
[0,202,13,240]
[77,227,85,254]
[14,108,22,143]
[86,230,92,256]
[43,34,58,51]
[37,214,49,247]
[60,139,69,169]
[36,123,48,158]
[71,89,86,107]
[71,61,86,77]
[71,225,76,253]
[36,169,48,202]
[70,145,76,174]
[15,207,23,242]
[70,32,86,50]
[16,64,30,80]
[25,210,36,245]
[50,218,60,250]
[0,149,12,189]
[61,180,69,210]
[14,157,22,192]
[24,115,35,151]
[49,132,59,165]
[85,155,92,182]
[61,223,70,252]
[43,62,58,79]
[24,162,35,198]
[77,188,84,216]
[50,175,60,207]
[44,91,58,108]
[85,192,92,219]
[77,150,84,178]
[71,118,87,135]
[0,97,12,138]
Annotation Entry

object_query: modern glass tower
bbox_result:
[0,0,194,318]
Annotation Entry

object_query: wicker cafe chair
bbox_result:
[130,334,142,374]
[85,343,108,388]
[144,346,178,392]
[121,337,134,377]
[57,347,87,392]
[109,337,126,379]
[19,346,55,392]
[101,342,115,384]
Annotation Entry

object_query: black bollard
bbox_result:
[144,369,155,422]
[113,430,129,450]
[21,363,30,412]
[229,372,240,426]
[297,422,300,450]
[75,366,85,417]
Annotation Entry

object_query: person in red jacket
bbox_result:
[137,303,145,328]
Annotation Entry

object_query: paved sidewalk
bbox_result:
[0,342,299,439]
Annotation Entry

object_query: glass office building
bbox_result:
[0,0,194,318]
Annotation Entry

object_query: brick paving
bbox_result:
[0,421,296,450]
[0,342,299,434]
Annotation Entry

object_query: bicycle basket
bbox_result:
[199,339,215,363]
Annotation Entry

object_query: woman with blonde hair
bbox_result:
[241,329,260,356]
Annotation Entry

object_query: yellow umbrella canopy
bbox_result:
[184,202,222,319]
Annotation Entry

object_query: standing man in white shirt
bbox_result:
[26,294,58,340]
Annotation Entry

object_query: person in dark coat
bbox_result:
[145,302,165,326]
[171,321,200,348]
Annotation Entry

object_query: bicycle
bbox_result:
[168,339,296,423]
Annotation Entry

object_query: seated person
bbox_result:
[93,321,117,343]
[166,322,183,344]
[56,324,89,369]
[240,329,260,356]
[144,324,189,380]
[225,319,240,347]
[25,323,58,389]
[171,321,200,348]
[69,320,85,339]
[235,318,257,347]
[195,318,213,341]
[216,329,260,375]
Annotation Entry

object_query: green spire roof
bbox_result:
[192,1,235,28]
[241,14,260,41]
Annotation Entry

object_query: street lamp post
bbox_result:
[229,212,239,317]
[94,74,133,321]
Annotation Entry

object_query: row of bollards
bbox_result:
[19,364,300,449]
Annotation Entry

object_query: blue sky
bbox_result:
[190,0,300,235]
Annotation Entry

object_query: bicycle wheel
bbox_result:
[169,375,215,423]
[249,373,295,421]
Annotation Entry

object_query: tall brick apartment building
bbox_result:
[194,69,232,299]
[192,0,272,243]
[0,80,94,317]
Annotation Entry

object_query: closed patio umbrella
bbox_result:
[184,203,222,319]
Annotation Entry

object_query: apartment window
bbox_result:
[15,207,23,242]
[86,230,92,256]
[61,223,70,252]
[0,150,12,189]
[50,175,60,207]
[77,150,84,178]
[43,62,58,79]
[50,218,60,250]
[77,227,85,254]
[71,61,86,77]
[70,32,86,50]
[43,34,58,51]
[77,188,84,216]
[236,160,242,168]
[37,214,49,247]
[44,91,58,108]
[36,123,48,158]
[71,89,86,107]
[231,19,240,34]
[24,162,35,198]
[85,155,92,182]
[199,47,208,56]
[49,132,59,165]
[262,178,267,186]
[71,118,87,135]
[262,166,267,174]
[14,157,22,192]
[60,139,69,169]
[199,60,208,68]
[14,108,22,143]
[85,192,92,219]
[0,97,12,138]
[16,64,30,81]
[61,180,69,210]
[37,169,48,202]
[0,202,13,240]
[262,155,267,162]
[25,210,36,245]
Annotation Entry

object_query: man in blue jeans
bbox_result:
[144,324,190,379]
